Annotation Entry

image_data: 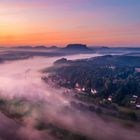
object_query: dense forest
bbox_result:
[43,55,140,109]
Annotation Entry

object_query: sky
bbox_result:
[0,0,140,47]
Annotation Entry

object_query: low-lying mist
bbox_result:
[0,53,140,140]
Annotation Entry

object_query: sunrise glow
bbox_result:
[0,0,140,47]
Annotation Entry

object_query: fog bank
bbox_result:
[0,53,140,140]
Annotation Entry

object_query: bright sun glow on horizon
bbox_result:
[0,0,140,47]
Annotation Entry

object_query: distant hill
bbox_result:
[14,46,33,49]
[54,55,140,67]
[62,44,92,51]
[13,46,59,50]
[48,46,59,50]
[101,46,110,49]
[34,46,47,49]
[90,46,110,49]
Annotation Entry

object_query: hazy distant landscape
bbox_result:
[0,45,140,140]
[1,44,140,62]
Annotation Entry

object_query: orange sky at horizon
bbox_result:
[0,0,140,47]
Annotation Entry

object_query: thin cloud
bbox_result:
[0,1,47,10]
